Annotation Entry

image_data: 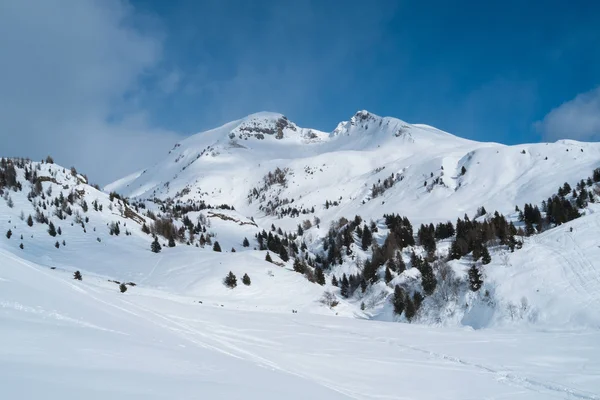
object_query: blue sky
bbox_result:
[130,0,600,144]
[1,0,599,182]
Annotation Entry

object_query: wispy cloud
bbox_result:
[0,0,182,184]
[535,87,600,142]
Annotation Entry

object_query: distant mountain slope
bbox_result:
[108,110,600,230]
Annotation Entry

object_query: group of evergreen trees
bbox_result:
[449,212,519,260]
[392,285,422,321]
[371,173,401,198]
[256,229,296,262]
[223,271,251,288]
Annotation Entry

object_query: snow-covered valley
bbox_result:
[2,250,599,400]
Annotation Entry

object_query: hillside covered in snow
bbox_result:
[2,111,600,399]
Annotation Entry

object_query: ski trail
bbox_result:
[297,321,600,400]
[114,298,364,400]
[2,250,361,400]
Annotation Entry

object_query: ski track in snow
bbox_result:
[294,321,600,400]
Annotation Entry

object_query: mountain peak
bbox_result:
[231,112,299,141]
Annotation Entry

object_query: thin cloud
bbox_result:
[535,87,600,142]
[0,0,182,184]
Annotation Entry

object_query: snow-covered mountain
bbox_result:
[2,111,600,399]
[107,110,600,229]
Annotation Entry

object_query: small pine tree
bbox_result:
[27,215,34,227]
[265,252,273,263]
[223,271,237,288]
[119,283,128,293]
[360,278,367,293]
[420,260,437,296]
[361,225,372,250]
[242,237,250,247]
[293,258,306,274]
[331,275,338,287]
[449,239,462,260]
[242,273,251,286]
[461,166,467,175]
[279,246,289,262]
[231,247,236,252]
[315,267,326,285]
[73,271,82,281]
[213,241,222,252]
[392,285,405,315]
[468,265,483,291]
[413,292,424,311]
[55,241,60,249]
[384,266,393,284]
[57,227,62,235]
[481,246,491,265]
[6,229,12,239]
[168,236,176,247]
[404,297,416,321]
[151,236,162,253]
[48,222,57,237]
[19,243,24,249]
[340,274,349,298]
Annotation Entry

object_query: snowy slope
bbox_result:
[0,160,354,317]
[102,110,600,329]
[2,249,600,400]
[108,110,600,231]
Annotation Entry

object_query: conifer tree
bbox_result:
[265,252,273,263]
[481,246,491,265]
[361,225,372,250]
[119,283,128,293]
[279,246,289,262]
[362,258,378,284]
[48,222,57,237]
[404,296,416,321]
[331,275,338,287]
[19,243,24,249]
[223,271,237,288]
[151,236,162,253]
[212,241,222,252]
[315,267,326,285]
[419,260,437,296]
[341,274,349,298]
[242,273,251,286]
[468,265,483,291]
[27,215,33,227]
[168,236,176,247]
[384,266,393,284]
[293,258,306,274]
[392,285,405,315]
[449,239,462,260]
[242,237,250,247]
[73,270,82,281]
[360,278,367,293]
[6,229,12,239]
[413,292,424,311]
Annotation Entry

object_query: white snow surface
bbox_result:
[2,249,600,400]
